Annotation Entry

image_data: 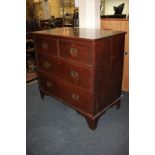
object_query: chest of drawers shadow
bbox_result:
[33,28,125,130]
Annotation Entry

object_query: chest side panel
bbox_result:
[94,34,125,114]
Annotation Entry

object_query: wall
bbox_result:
[49,0,60,18]
[105,0,129,15]
[42,0,51,19]
[30,0,74,19]
[46,0,74,18]
[32,0,61,19]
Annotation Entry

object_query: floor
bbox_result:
[27,81,129,155]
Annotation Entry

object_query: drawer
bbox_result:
[58,80,93,114]
[34,37,57,56]
[59,39,92,65]
[58,60,92,91]
[39,71,93,114]
[37,53,92,91]
[36,53,59,74]
[38,71,60,97]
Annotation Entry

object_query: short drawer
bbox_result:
[39,71,93,114]
[59,39,92,65]
[34,37,57,56]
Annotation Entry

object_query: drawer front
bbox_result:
[38,71,60,97]
[59,40,92,65]
[39,71,93,114]
[34,37,57,56]
[58,60,92,91]
[36,53,59,74]
[37,53,92,91]
[58,80,93,114]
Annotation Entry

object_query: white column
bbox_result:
[79,0,100,29]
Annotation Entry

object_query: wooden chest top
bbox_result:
[33,27,125,40]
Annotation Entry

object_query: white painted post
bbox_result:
[79,0,100,29]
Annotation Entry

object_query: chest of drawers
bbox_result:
[33,28,125,130]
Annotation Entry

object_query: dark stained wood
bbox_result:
[36,53,59,74]
[115,100,121,109]
[36,53,92,91]
[59,39,93,65]
[57,59,92,91]
[33,27,125,40]
[38,70,93,114]
[33,36,58,56]
[94,35,125,115]
[33,27,125,130]
[39,89,45,100]
[84,115,99,130]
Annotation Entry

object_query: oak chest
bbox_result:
[33,27,125,130]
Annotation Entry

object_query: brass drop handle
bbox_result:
[42,42,48,49]
[46,81,52,87]
[72,93,79,101]
[70,70,79,78]
[44,61,50,68]
[70,47,78,55]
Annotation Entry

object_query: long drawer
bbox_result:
[38,71,93,114]
[59,39,92,65]
[36,53,92,91]
[36,53,59,74]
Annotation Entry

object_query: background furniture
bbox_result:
[101,18,129,92]
[26,32,37,83]
[33,28,125,130]
[54,18,63,27]
[40,19,51,29]
[63,13,73,27]
[60,0,75,27]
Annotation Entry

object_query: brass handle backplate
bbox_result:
[46,81,52,87]
[72,93,79,101]
[70,70,79,78]
[70,47,78,56]
[42,42,48,49]
[44,61,50,68]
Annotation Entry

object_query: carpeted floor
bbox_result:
[26,82,129,155]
